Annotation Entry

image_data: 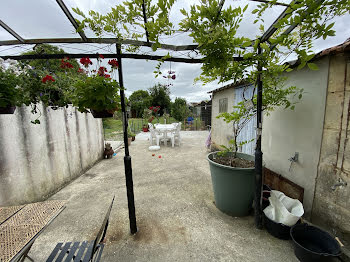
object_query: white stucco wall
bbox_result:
[0,104,104,206]
[211,88,235,148]
[211,85,256,154]
[262,56,330,217]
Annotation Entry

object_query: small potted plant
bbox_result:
[72,56,121,118]
[128,130,136,141]
[0,61,21,114]
[142,108,153,132]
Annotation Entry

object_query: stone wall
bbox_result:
[0,104,104,206]
[312,53,350,243]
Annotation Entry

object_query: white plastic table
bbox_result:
[155,124,176,146]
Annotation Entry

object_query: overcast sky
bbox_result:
[0,0,349,102]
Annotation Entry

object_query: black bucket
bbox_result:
[263,213,298,240]
[290,224,341,262]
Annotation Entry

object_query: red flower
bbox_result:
[108,59,119,69]
[158,155,162,158]
[42,75,55,83]
[60,58,73,69]
[99,54,104,59]
[77,68,85,74]
[98,66,107,76]
[104,74,111,79]
[80,57,92,67]
[149,106,153,110]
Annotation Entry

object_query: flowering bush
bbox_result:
[71,56,121,114]
[19,57,84,110]
[149,105,160,115]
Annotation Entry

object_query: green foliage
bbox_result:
[71,75,121,113]
[0,66,20,108]
[129,90,151,117]
[180,0,349,88]
[20,44,80,73]
[128,129,136,137]
[73,0,175,52]
[18,44,85,111]
[217,138,254,159]
[148,83,171,115]
[142,108,153,120]
[171,97,189,121]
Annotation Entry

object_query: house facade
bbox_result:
[209,39,350,243]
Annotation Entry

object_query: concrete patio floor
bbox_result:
[29,131,299,261]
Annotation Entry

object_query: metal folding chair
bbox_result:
[46,197,115,262]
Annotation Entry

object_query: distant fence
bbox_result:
[129,118,208,134]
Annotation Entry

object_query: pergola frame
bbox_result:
[0,0,323,233]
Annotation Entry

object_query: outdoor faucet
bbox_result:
[289,152,299,162]
[331,178,347,191]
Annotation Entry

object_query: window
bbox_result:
[219,98,228,113]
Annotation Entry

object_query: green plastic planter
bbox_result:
[207,152,255,217]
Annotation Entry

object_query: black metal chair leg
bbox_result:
[19,243,34,262]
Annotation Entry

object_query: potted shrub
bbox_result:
[208,80,304,217]
[128,129,136,141]
[207,102,256,216]
[142,108,153,132]
[71,56,121,118]
[0,60,21,114]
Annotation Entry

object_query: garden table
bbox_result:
[0,200,66,262]
[155,124,176,146]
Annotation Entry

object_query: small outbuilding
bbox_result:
[209,38,350,243]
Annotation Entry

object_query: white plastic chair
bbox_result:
[149,124,162,146]
[173,122,181,146]
[167,122,181,147]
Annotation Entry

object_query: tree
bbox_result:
[21,44,80,73]
[171,97,189,121]
[74,0,349,138]
[148,83,171,115]
[129,90,151,117]
[74,0,349,112]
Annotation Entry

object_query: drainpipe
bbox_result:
[116,44,138,234]
[254,45,263,229]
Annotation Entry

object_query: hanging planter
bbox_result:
[0,105,16,114]
[71,56,121,118]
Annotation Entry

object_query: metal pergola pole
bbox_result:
[254,45,263,229]
[116,44,138,234]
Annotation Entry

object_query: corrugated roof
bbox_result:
[208,38,350,94]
